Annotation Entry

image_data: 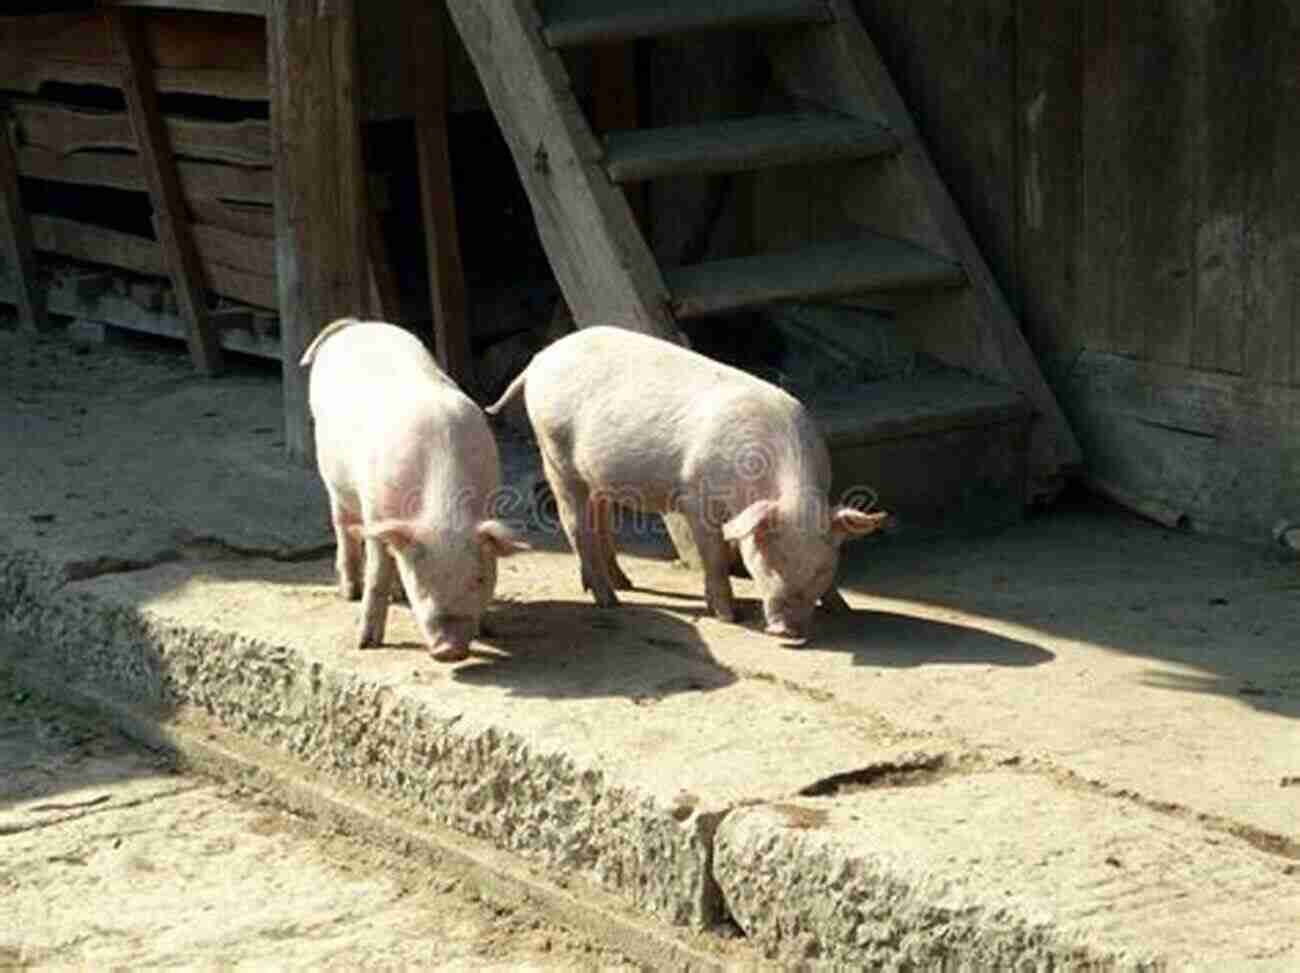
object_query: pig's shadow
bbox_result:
[805,606,1054,668]
[452,598,737,700]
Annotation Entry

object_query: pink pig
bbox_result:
[487,326,886,639]
[301,319,526,661]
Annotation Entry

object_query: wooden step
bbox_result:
[603,112,897,183]
[809,372,1031,448]
[541,0,832,48]
[808,371,1033,529]
[666,235,965,319]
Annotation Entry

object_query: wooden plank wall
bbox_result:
[0,10,278,322]
[852,0,1300,540]
[0,7,592,348]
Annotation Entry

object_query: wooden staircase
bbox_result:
[445,0,1082,512]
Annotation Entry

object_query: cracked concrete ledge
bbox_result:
[0,537,932,932]
[716,776,1300,970]
[4,533,1300,970]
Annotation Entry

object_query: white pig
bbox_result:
[486,326,886,639]
[301,318,526,661]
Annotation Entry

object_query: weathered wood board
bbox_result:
[269,0,368,463]
[840,0,1300,540]
[1065,350,1300,541]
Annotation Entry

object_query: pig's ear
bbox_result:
[830,508,889,542]
[364,520,418,551]
[722,499,779,544]
[478,520,530,557]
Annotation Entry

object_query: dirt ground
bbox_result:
[0,668,641,970]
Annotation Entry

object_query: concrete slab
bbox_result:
[715,774,1300,969]
[2,551,939,927]
[1,329,331,568]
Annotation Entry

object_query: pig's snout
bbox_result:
[761,600,815,642]
[426,616,478,662]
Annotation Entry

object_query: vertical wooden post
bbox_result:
[0,103,47,333]
[411,2,472,389]
[111,10,223,376]
[366,199,402,320]
[269,0,368,465]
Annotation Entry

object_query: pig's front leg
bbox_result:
[685,514,736,623]
[330,496,363,601]
[358,537,397,648]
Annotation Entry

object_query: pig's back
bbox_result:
[308,320,495,517]
[524,327,815,496]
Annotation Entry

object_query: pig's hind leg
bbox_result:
[329,494,363,601]
[591,495,633,591]
[548,467,619,607]
[357,537,398,648]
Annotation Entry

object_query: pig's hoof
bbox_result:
[430,644,470,663]
[357,633,382,649]
[609,567,634,590]
[340,579,362,601]
[712,603,736,624]
[819,588,852,615]
[593,590,620,609]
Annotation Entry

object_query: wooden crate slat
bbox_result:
[0,11,267,72]
[0,58,268,102]
[16,144,272,203]
[13,100,271,168]
[0,268,280,359]
[29,213,276,308]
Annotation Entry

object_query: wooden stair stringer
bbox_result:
[766,0,1082,492]
[442,0,682,343]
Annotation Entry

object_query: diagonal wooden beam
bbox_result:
[411,2,472,390]
[0,102,48,332]
[110,8,223,376]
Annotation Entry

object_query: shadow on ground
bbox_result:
[808,608,1054,669]
[834,488,1300,720]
